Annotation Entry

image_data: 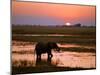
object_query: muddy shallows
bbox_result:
[12,41,96,74]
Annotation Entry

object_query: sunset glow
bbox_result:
[12,1,96,26]
[65,22,71,26]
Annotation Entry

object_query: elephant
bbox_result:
[35,42,60,61]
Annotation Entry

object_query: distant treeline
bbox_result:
[12,24,96,28]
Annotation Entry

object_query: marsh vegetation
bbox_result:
[12,26,96,74]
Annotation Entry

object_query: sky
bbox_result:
[12,1,96,26]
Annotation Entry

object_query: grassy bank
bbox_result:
[12,35,96,46]
[12,26,96,35]
[12,26,96,46]
[12,66,95,75]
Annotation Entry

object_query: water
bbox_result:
[13,34,74,37]
[12,41,96,68]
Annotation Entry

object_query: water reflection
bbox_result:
[12,41,96,68]
[12,51,96,68]
[13,34,73,37]
[36,56,52,67]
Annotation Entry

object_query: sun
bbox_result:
[65,22,71,26]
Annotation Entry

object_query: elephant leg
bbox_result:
[37,54,41,61]
[47,53,53,59]
[47,53,53,63]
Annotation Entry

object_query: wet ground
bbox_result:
[12,41,96,69]
[13,34,74,37]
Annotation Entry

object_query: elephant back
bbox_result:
[47,42,58,49]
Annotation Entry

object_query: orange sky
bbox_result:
[12,1,96,26]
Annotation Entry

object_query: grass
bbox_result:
[12,25,96,35]
[12,47,96,54]
[12,25,96,46]
[60,47,96,53]
[12,25,96,74]
[12,35,96,46]
[12,59,96,74]
[12,56,96,74]
[12,66,95,75]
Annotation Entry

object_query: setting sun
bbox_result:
[65,22,71,26]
